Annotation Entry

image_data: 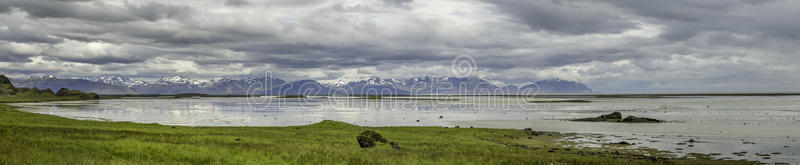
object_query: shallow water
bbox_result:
[11,95,800,164]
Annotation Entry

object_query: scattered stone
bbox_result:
[610,141,631,145]
[439,116,443,119]
[416,120,420,122]
[390,142,401,149]
[687,139,696,143]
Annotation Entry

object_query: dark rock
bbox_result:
[356,130,387,148]
[611,141,631,145]
[523,128,542,136]
[622,116,663,123]
[390,142,400,149]
[572,111,664,123]
[357,136,375,148]
[601,112,623,120]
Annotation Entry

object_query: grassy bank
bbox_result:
[0,94,84,103]
[0,103,752,164]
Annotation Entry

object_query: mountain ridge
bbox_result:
[12,75,592,95]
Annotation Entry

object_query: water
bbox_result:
[11,95,800,164]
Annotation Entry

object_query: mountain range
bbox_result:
[11,75,592,95]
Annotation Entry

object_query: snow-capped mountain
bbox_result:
[85,75,148,87]
[12,75,591,95]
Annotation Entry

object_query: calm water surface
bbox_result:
[11,96,800,164]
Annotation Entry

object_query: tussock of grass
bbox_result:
[0,102,751,164]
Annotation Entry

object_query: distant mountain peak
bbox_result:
[12,75,591,95]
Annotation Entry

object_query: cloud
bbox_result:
[480,0,638,35]
[0,0,798,93]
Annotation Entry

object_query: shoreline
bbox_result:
[0,101,755,164]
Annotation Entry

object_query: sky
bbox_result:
[0,0,799,93]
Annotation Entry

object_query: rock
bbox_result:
[356,130,387,148]
[390,142,400,149]
[572,111,664,123]
[600,112,622,120]
[622,116,663,123]
[523,128,542,136]
[611,141,631,145]
[357,136,375,148]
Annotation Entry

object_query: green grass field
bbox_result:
[0,99,753,164]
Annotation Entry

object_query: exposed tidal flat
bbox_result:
[7,95,800,164]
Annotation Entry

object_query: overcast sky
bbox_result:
[1,0,799,93]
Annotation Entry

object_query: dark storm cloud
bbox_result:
[224,0,251,7]
[602,0,800,40]
[0,0,137,22]
[229,42,444,68]
[0,0,193,22]
[0,25,62,43]
[128,3,194,21]
[481,0,637,34]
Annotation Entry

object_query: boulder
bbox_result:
[600,112,622,120]
[621,116,663,123]
[356,130,387,148]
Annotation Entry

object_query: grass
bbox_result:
[0,94,83,103]
[0,99,754,164]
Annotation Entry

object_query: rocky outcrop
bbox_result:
[571,112,663,123]
[356,130,400,149]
